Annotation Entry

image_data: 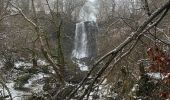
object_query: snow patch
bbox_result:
[147,73,164,79]
[77,62,89,71]
[37,59,48,66]
[24,73,49,92]
[3,82,31,100]
[14,61,32,68]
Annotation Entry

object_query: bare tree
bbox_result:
[10,0,66,85]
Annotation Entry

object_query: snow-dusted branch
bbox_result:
[67,0,170,99]
[9,1,65,85]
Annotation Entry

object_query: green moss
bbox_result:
[14,73,32,89]
[4,59,14,70]
[27,68,38,74]
[41,66,50,74]
[27,93,52,100]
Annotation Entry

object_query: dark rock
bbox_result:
[84,21,98,59]
[53,85,76,100]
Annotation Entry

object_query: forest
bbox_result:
[0,0,170,100]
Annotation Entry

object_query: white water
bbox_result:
[5,82,31,100]
[3,73,48,100]
[72,22,88,59]
[76,60,89,71]
[72,0,99,71]
[0,60,49,100]
[72,22,89,71]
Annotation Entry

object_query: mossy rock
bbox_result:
[43,83,52,91]
[27,93,52,100]
[41,66,50,74]
[27,67,38,74]
[14,73,32,89]
[14,66,38,74]
[27,95,45,100]
[4,60,14,70]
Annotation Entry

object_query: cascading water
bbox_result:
[72,22,88,59]
[72,0,99,71]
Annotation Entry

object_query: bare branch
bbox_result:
[10,2,37,28]
[9,1,65,85]
[67,0,170,99]
[0,13,19,22]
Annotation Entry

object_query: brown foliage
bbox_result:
[163,73,170,84]
[159,91,170,98]
[147,46,170,73]
[147,45,170,98]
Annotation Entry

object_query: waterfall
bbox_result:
[72,0,99,71]
[72,22,88,59]
[72,21,98,71]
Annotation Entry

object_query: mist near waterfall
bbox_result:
[79,0,99,21]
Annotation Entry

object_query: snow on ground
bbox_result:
[0,60,50,100]
[147,73,165,80]
[37,59,48,66]
[3,73,50,100]
[14,59,48,68]
[14,61,32,68]
[5,82,31,100]
[81,79,118,100]
[24,73,50,92]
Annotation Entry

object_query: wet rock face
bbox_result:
[84,21,98,59]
